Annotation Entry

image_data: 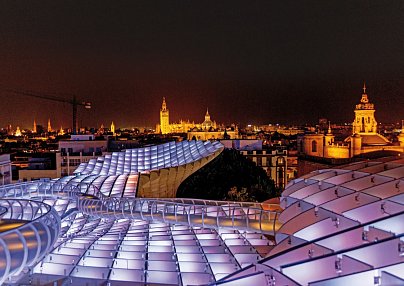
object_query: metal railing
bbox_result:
[78,195,281,235]
[1,181,281,235]
[0,181,98,200]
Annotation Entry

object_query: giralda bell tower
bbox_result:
[160,97,170,134]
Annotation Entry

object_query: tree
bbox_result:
[177,148,280,202]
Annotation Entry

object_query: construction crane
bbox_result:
[3,88,91,135]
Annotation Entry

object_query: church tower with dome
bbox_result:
[201,108,217,130]
[298,83,404,159]
[352,83,378,134]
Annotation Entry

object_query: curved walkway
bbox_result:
[0,199,60,285]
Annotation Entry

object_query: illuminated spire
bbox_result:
[359,82,370,105]
[161,97,167,111]
[47,118,52,132]
[160,97,170,134]
[15,126,22,136]
[205,108,211,122]
[111,121,115,135]
[327,121,332,134]
[33,119,37,133]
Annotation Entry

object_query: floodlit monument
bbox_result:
[299,83,404,159]
[156,98,239,140]
[156,97,218,134]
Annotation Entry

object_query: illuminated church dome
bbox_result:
[347,82,390,146]
[201,108,214,130]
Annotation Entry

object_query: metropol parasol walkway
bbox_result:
[0,140,403,285]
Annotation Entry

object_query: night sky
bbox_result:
[1,1,404,129]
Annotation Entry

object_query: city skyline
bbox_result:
[1,1,404,128]
[3,86,404,132]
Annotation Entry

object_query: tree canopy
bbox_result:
[177,148,281,202]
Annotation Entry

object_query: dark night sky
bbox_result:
[1,1,404,129]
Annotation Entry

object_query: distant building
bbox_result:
[111,121,116,135]
[47,118,52,133]
[221,139,287,188]
[240,148,287,189]
[58,135,108,176]
[298,83,404,159]
[6,124,12,135]
[156,98,238,139]
[187,128,238,141]
[108,139,140,152]
[33,119,37,133]
[159,97,170,134]
[220,139,263,151]
[58,126,65,136]
[0,154,12,185]
[245,124,304,136]
[286,149,298,183]
[19,157,58,182]
[15,126,22,136]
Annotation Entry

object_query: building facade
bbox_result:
[159,97,170,134]
[58,135,108,176]
[187,128,238,140]
[0,153,11,185]
[221,139,296,188]
[240,149,288,189]
[18,157,58,182]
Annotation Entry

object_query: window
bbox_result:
[69,159,81,166]
[361,117,365,132]
[311,140,317,153]
[266,159,271,167]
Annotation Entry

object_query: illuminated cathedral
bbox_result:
[299,83,404,159]
[156,97,238,140]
